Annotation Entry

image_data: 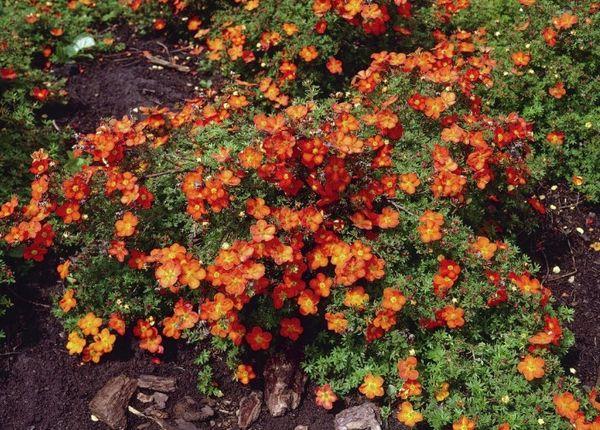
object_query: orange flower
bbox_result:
[250,219,277,242]
[91,328,116,354]
[108,313,126,336]
[382,288,406,312]
[315,384,337,410]
[517,354,545,381]
[246,326,272,351]
[282,22,299,36]
[108,240,129,262]
[553,11,578,30]
[441,305,465,328]
[553,392,580,421]
[56,201,81,224]
[59,289,77,313]
[326,57,343,74]
[66,331,86,355]
[453,416,476,430]
[325,312,348,333]
[377,207,400,229]
[298,289,319,315]
[549,82,566,99]
[235,364,256,384]
[299,45,318,62]
[310,273,333,297]
[115,211,138,237]
[77,312,102,336]
[396,402,423,428]
[57,260,71,280]
[399,173,421,194]
[511,51,531,67]
[510,273,541,295]
[155,261,182,290]
[359,374,384,399]
[373,309,397,331]
[397,356,419,380]
[470,236,497,260]
[0,195,18,218]
[344,286,369,309]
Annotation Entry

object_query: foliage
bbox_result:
[0,0,599,429]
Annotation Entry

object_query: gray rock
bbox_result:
[173,396,214,422]
[263,355,307,416]
[237,391,262,429]
[89,375,138,430]
[334,403,382,430]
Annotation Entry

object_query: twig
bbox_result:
[156,41,172,61]
[389,200,417,217]
[0,350,21,357]
[5,288,51,308]
[546,269,578,282]
[143,168,193,180]
[128,406,168,430]
[142,51,190,73]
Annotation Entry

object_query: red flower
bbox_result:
[246,326,272,351]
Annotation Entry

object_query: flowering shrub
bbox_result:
[146,0,599,201]
[3,24,600,426]
[1,0,599,429]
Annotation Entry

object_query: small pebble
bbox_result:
[91,415,98,422]
[568,276,575,283]
[552,266,560,274]
[550,205,557,210]
[576,227,584,234]
[550,185,558,191]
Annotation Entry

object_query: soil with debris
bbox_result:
[44,25,212,134]
[0,257,334,430]
[518,183,600,387]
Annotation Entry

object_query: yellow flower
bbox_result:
[66,331,85,355]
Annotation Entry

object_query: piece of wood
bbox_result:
[137,374,177,392]
[89,375,138,430]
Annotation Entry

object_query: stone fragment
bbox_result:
[89,375,138,430]
[334,403,382,430]
[237,391,262,429]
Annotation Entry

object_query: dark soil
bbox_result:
[518,183,600,387]
[0,260,334,430]
[44,25,209,134]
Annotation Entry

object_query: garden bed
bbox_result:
[1,2,599,429]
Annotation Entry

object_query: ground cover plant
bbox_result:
[0,0,599,429]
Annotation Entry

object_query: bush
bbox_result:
[1,1,599,429]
